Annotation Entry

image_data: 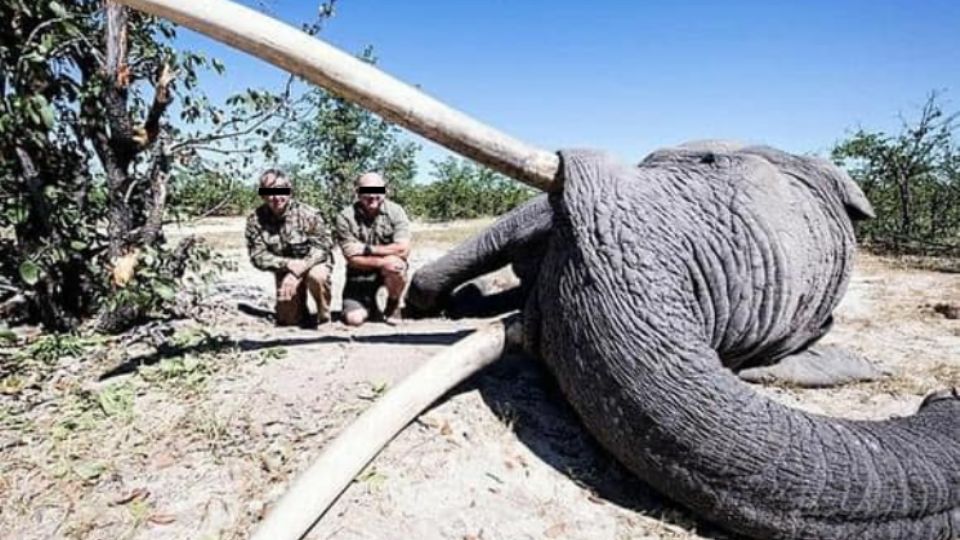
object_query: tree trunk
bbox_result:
[103,1,137,262]
[894,159,912,241]
[96,1,177,333]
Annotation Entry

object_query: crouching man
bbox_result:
[336,172,411,326]
[245,169,334,326]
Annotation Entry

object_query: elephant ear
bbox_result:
[805,153,875,221]
[835,172,875,221]
[740,146,876,222]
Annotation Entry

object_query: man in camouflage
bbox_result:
[336,172,411,326]
[245,169,334,326]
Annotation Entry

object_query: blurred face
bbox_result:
[356,173,386,217]
[260,173,292,216]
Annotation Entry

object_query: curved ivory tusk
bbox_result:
[250,314,523,540]
[114,0,560,192]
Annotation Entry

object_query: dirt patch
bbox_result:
[1,220,958,540]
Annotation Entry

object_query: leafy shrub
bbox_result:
[403,157,536,220]
[96,238,235,333]
[1,1,294,331]
[168,171,259,218]
[832,93,960,255]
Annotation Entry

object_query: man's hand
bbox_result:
[278,273,300,301]
[381,255,407,274]
[286,259,308,277]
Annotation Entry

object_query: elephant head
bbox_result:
[406,145,958,539]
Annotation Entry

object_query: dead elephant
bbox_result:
[114,2,960,538]
[406,143,960,540]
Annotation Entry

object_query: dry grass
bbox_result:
[860,251,960,274]
[411,219,494,246]
[929,362,960,386]
[854,374,935,398]
[162,215,497,252]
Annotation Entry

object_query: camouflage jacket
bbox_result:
[245,201,333,274]
[335,200,411,280]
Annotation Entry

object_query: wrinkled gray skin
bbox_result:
[405,143,960,539]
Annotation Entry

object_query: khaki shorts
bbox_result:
[341,276,383,317]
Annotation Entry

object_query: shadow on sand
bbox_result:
[235,293,740,537]
[98,327,471,381]
[452,351,741,540]
[99,295,737,537]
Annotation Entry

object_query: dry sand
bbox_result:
[1,217,957,540]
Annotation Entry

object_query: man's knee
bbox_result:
[305,265,330,286]
[343,308,368,326]
[379,256,407,277]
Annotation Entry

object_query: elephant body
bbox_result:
[407,143,959,539]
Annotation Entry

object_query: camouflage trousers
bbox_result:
[274,264,331,326]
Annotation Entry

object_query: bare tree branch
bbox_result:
[197,196,233,218]
[137,61,176,148]
[170,101,288,152]
[183,144,261,155]
[168,74,295,153]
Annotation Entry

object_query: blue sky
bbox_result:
[174,0,960,181]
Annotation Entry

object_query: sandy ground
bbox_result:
[1,217,958,540]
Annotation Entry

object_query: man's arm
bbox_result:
[335,211,382,271]
[342,241,402,272]
[335,204,411,270]
[245,215,294,272]
[368,240,410,259]
[345,254,387,271]
[370,202,412,259]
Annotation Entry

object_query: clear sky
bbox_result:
[174,0,960,181]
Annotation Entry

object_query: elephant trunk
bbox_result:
[600,343,959,539]
[537,255,959,538]
[406,194,553,314]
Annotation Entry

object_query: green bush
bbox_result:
[169,171,259,218]
[0,1,291,331]
[403,157,535,221]
[832,93,960,255]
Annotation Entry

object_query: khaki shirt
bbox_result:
[245,200,333,274]
[336,200,411,280]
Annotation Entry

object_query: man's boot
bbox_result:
[383,296,401,323]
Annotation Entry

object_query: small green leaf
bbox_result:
[69,240,87,251]
[155,284,176,301]
[19,261,40,285]
[97,384,133,418]
[39,104,55,129]
[25,106,40,124]
[74,461,105,481]
[182,354,200,371]
[48,1,67,18]
[0,327,17,344]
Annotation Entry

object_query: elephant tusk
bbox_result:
[114,0,561,192]
[250,314,523,540]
